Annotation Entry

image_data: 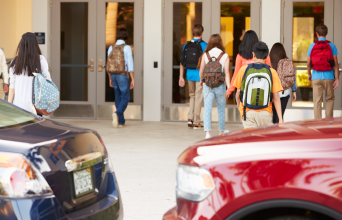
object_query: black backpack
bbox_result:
[180,40,203,69]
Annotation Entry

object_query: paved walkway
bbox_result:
[54,120,243,220]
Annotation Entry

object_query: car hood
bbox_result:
[178,118,342,166]
[0,119,92,154]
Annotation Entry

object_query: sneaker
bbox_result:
[188,119,194,128]
[193,124,203,129]
[118,123,125,128]
[205,133,211,139]
[224,130,230,134]
[112,113,118,128]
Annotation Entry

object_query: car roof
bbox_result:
[178,118,342,166]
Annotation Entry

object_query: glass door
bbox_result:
[283,0,338,109]
[51,0,143,119]
[96,0,143,120]
[162,0,211,121]
[51,0,97,118]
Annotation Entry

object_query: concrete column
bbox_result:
[143,0,162,121]
[261,0,281,49]
[32,0,51,63]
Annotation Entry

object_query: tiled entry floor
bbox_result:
[53,120,243,220]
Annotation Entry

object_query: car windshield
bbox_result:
[0,100,40,128]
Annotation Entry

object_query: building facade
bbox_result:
[1,0,341,122]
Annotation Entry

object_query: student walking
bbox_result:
[307,24,339,119]
[198,34,230,139]
[107,28,134,128]
[234,41,283,128]
[226,30,271,98]
[270,43,297,123]
[0,48,9,100]
[8,32,51,112]
[179,24,207,129]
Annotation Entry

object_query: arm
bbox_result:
[125,45,135,90]
[333,55,339,89]
[0,49,9,92]
[292,70,297,101]
[199,55,206,87]
[8,89,14,103]
[236,89,240,108]
[227,55,242,95]
[40,56,51,80]
[179,63,185,87]
[273,92,283,123]
[224,56,230,99]
[8,67,15,103]
[307,56,312,82]
[107,46,113,88]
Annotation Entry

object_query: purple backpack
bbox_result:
[203,52,225,89]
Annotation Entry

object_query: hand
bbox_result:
[130,80,135,90]
[3,84,9,93]
[109,79,113,88]
[225,90,230,99]
[200,81,203,87]
[308,74,312,82]
[179,78,185,87]
[292,92,296,101]
[333,79,339,90]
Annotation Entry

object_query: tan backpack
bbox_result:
[277,58,295,91]
[107,44,126,74]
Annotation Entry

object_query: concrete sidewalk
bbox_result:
[54,120,243,220]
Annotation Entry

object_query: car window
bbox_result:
[0,100,40,128]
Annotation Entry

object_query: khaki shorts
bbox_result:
[242,110,273,129]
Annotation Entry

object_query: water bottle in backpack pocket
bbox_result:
[32,72,60,116]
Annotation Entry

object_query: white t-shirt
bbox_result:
[9,55,51,112]
[204,48,229,71]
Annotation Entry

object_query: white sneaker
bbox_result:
[205,133,211,139]
[224,130,230,134]
[112,113,118,128]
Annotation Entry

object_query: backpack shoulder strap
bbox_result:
[216,52,225,62]
[206,52,212,62]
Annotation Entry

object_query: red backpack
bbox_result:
[310,40,334,71]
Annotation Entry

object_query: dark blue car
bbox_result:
[0,100,123,220]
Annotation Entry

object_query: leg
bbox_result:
[193,81,203,125]
[272,102,278,124]
[312,79,324,119]
[281,96,290,121]
[188,81,195,122]
[203,84,214,132]
[0,79,4,100]
[214,84,226,132]
[255,111,273,127]
[242,110,258,129]
[116,75,130,125]
[324,79,335,118]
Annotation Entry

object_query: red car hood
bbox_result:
[179,118,342,166]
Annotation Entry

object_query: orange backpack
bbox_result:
[107,44,126,74]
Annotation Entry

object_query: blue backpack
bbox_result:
[32,73,60,116]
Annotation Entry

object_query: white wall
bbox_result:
[261,0,281,49]
[32,0,51,63]
[143,0,162,121]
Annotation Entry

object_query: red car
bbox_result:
[163,118,342,220]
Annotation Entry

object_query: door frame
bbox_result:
[51,0,97,119]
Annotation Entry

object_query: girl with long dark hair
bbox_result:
[270,43,297,123]
[8,32,51,112]
[226,30,271,97]
[199,34,230,139]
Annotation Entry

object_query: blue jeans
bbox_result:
[111,74,130,125]
[203,83,226,132]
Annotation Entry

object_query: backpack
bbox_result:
[32,72,60,116]
[180,40,203,69]
[310,40,334,71]
[202,52,225,89]
[277,58,295,91]
[239,63,273,121]
[107,44,126,74]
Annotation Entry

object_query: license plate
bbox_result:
[73,168,93,197]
